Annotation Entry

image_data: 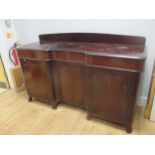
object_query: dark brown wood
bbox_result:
[39,33,146,45]
[20,57,56,106]
[17,50,51,60]
[52,51,85,63]
[28,96,32,102]
[53,61,86,109]
[17,33,146,133]
[87,56,144,72]
[86,67,140,132]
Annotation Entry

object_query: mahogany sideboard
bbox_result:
[17,33,146,133]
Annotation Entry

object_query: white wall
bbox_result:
[13,19,155,106]
[0,20,18,89]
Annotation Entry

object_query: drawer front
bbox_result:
[17,50,51,60]
[87,55,144,72]
[52,51,85,63]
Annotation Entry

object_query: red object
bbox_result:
[12,47,20,65]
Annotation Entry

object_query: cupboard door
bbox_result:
[87,67,138,125]
[54,61,86,109]
[20,59,55,103]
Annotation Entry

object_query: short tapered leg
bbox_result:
[126,125,132,133]
[28,96,32,102]
[52,100,60,109]
[87,112,92,120]
[52,104,58,109]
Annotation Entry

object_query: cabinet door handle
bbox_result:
[123,85,126,91]
[21,58,27,64]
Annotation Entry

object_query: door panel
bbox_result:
[20,59,55,102]
[88,68,128,123]
[55,61,86,108]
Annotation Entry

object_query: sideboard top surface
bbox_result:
[18,33,146,60]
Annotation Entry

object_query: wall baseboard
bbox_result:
[136,96,147,107]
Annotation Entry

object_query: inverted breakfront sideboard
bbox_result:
[17,33,146,133]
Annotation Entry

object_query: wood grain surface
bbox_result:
[0,90,154,135]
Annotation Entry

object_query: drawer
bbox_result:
[17,50,51,60]
[87,55,144,72]
[52,51,85,63]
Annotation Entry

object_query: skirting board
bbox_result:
[137,96,147,107]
